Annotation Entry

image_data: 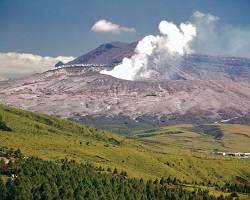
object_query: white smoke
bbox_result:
[100,11,250,81]
[192,11,250,58]
[101,21,196,80]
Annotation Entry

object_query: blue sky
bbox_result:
[0,0,250,57]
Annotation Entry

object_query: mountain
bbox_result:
[1,66,250,132]
[1,42,250,132]
[67,41,250,82]
[67,41,137,66]
[54,61,64,68]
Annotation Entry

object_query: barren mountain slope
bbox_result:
[1,42,250,131]
[67,41,137,66]
[1,65,250,131]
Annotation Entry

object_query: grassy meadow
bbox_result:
[0,104,250,190]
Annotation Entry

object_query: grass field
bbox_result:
[132,123,250,154]
[0,104,250,189]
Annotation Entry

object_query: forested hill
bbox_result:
[0,104,250,199]
[0,157,238,200]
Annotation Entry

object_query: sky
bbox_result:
[1,0,250,56]
[0,0,250,78]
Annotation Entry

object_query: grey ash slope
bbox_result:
[1,42,250,132]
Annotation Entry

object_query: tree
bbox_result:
[5,177,32,200]
[113,168,118,174]
[0,159,6,174]
[14,149,23,159]
[0,178,7,200]
[230,192,238,198]
[0,156,229,200]
[107,167,111,172]
[0,115,11,131]
[40,182,52,200]
[160,177,165,185]
[120,170,127,177]
[74,186,85,200]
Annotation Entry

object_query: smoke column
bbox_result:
[101,21,196,80]
[100,11,250,81]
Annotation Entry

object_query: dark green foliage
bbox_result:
[230,192,238,198]
[0,147,23,159]
[0,157,234,200]
[0,115,11,131]
[107,167,111,172]
[107,137,120,145]
[0,178,7,200]
[192,125,223,139]
[224,182,250,194]
[113,167,118,174]
[120,170,127,177]
[136,130,183,138]
[14,149,23,159]
[144,129,156,133]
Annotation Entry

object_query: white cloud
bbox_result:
[0,52,75,78]
[91,19,136,34]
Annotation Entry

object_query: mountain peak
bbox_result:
[67,41,137,66]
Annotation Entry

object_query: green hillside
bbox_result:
[1,157,238,200]
[132,123,250,154]
[0,104,250,190]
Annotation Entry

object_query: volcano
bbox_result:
[1,41,250,132]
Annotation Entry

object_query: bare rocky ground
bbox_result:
[1,42,250,132]
[1,65,250,132]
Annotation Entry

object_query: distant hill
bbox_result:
[54,61,64,68]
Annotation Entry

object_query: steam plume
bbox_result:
[101,11,250,81]
[101,21,196,80]
[192,11,250,58]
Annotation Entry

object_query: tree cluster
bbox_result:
[223,182,250,194]
[0,157,235,200]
